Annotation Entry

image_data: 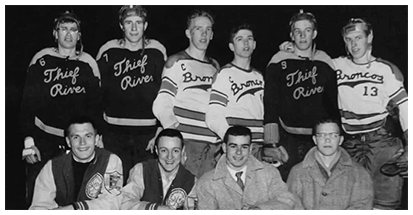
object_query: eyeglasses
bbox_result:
[58,27,79,34]
[315,133,340,139]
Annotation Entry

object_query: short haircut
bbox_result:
[229,23,254,44]
[289,9,317,32]
[65,115,97,137]
[223,125,252,144]
[155,128,184,148]
[312,118,343,136]
[341,18,373,37]
[186,9,214,29]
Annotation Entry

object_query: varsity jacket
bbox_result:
[30,148,123,210]
[20,48,102,142]
[121,159,196,210]
[152,51,219,143]
[206,63,264,142]
[264,50,339,143]
[333,56,408,134]
[96,39,167,133]
[287,147,374,209]
[196,154,302,210]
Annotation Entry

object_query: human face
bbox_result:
[121,16,148,44]
[55,22,80,50]
[186,16,213,51]
[223,135,252,171]
[229,29,256,59]
[313,123,343,157]
[290,20,317,51]
[156,136,183,173]
[66,123,98,163]
[343,29,372,62]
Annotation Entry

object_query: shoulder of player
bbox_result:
[145,39,167,54]
[29,47,56,66]
[267,51,295,65]
[375,58,404,82]
[208,57,220,71]
[78,51,97,64]
[96,39,121,60]
[164,51,192,69]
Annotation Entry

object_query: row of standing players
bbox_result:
[21,6,408,209]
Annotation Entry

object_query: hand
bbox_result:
[96,135,104,148]
[146,136,156,154]
[23,145,41,164]
[262,145,289,165]
[157,205,173,210]
[279,41,294,53]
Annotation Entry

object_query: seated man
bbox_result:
[287,119,374,209]
[121,128,196,210]
[196,125,302,210]
[30,116,123,210]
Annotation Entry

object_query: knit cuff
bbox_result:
[264,123,279,145]
[72,201,89,210]
[145,203,159,210]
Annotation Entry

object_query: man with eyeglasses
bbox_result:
[21,11,102,208]
[96,5,167,183]
[264,10,340,181]
[287,119,373,209]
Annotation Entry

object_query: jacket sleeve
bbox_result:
[195,175,218,210]
[120,163,152,210]
[346,166,374,209]
[80,154,123,210]
[29,160,59,210]
[263,63,281,144]
[205,71,230,140]
[286,165,304,207]
[257,165,303,210]
[152,60,182,129]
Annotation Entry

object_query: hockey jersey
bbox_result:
[206,63,264,142]
[96,39,167,131]
[264,50,339,142]
[333,56,408,134]
[152,51,219,143]
[20,48,102,139]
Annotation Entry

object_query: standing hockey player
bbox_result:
[96,5,167,182]
[152,10,219,178]
[264,10,340,181]
[335,18,408,209]
[21,11,102,207]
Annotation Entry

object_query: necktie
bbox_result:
[235,171,244,191]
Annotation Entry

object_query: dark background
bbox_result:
[5,5,408,209]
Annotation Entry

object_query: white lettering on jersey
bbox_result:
[44,67,80,84]
[113,55,148,76]
[286,66,318,87]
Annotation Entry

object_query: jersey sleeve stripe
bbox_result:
[342,118,385,133]
[210,93,228,106]
[227,117,263,127]
[159,79,177,95]
[390,88,407,104]
[211,89,227,98]
[174,106,206,121]
[339,110,387,120]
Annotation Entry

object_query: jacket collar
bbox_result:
[212,154,264,181]
[302,146,353,169]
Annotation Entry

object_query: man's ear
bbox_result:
[144,22,148,31]
[339,136,344,146]
[312,29,318,40]
[222,143,227,154]
[155,146,159,156]
[181,146,187,165]
[367,32,373,44]
[229,42,235,52]
[312,136,318,146]
[94,134,99,146]
[53,29,58,40]
[66,137,71,148]
[185,29,191,39]
[290,32,294,41]
[119,23,124,31]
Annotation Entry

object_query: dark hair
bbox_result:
[312,118,343,136]
[223,125,252,144]
[155,128,184,148]
[289,9,317,32]
[65,115,97,137]
[186,9,214,29]
[229,23,254,44]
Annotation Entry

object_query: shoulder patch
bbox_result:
[164,51,191,69]
[96,39,121,60]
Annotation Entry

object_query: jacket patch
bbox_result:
[166,188,187,209]
[86,173,104,199]
[105,170,122,195]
